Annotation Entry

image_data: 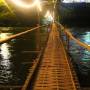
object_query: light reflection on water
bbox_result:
[83,32,90,45]
[0,31,35,85]
[0,43,11,60]
[0,33,12,39]
[69,27,90,87]
[0,27,48,86]
[0,32,13,84]
[0,43,13,84]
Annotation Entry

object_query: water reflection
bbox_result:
[83,32,90,45]
[0,32,13,84]
[0,33,11,39]
[0,43,11,60]
[69,28,90,87]
[0,43,12,84]
[0,26,48,86]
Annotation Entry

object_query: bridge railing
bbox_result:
[21,25,51,90]
[0,24,50,90]
[0,25,49,44]
[56,22,90,90]
[57,22,90,51]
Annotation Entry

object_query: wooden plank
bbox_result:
[33,23,77,90]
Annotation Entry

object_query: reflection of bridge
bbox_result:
[0,22,90,90]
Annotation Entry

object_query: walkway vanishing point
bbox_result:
[31,23,79,90]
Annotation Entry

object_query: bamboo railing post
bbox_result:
[36,24,41,51]
[66,33,70,51]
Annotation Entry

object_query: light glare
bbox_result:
[0,33,9,39]
[45,11,54,22]
[10,0,42,11]
[0,43,11,60]
[1,0,14,14]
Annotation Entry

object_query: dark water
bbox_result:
[68,27,90,87]
[0,27,48,87]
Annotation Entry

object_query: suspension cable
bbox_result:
[57,23,90,51]
[0,25,47,44]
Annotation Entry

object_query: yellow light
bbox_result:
[45,11,54,21]
[0,43,11,60]
[1,0,14,14]
[10,0,42,11]
[45,11,50,18]
[0,33,9,39]
[37,0,42,11]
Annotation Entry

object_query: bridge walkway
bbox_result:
[32,23,77,90]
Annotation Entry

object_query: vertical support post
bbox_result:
[36,24,41,51]
[58,25,62,40]
[36,8,41,51]
[60,27,62,39]
[66,33,69,51]
[61,28,65,44]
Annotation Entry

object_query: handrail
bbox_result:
[21,51,42,90]
[57,22,90,51]
[56,22,81,89]
[0,24,49,90]
[21,28,49,90]
[60,37,77,90]
[0,25,47,44]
